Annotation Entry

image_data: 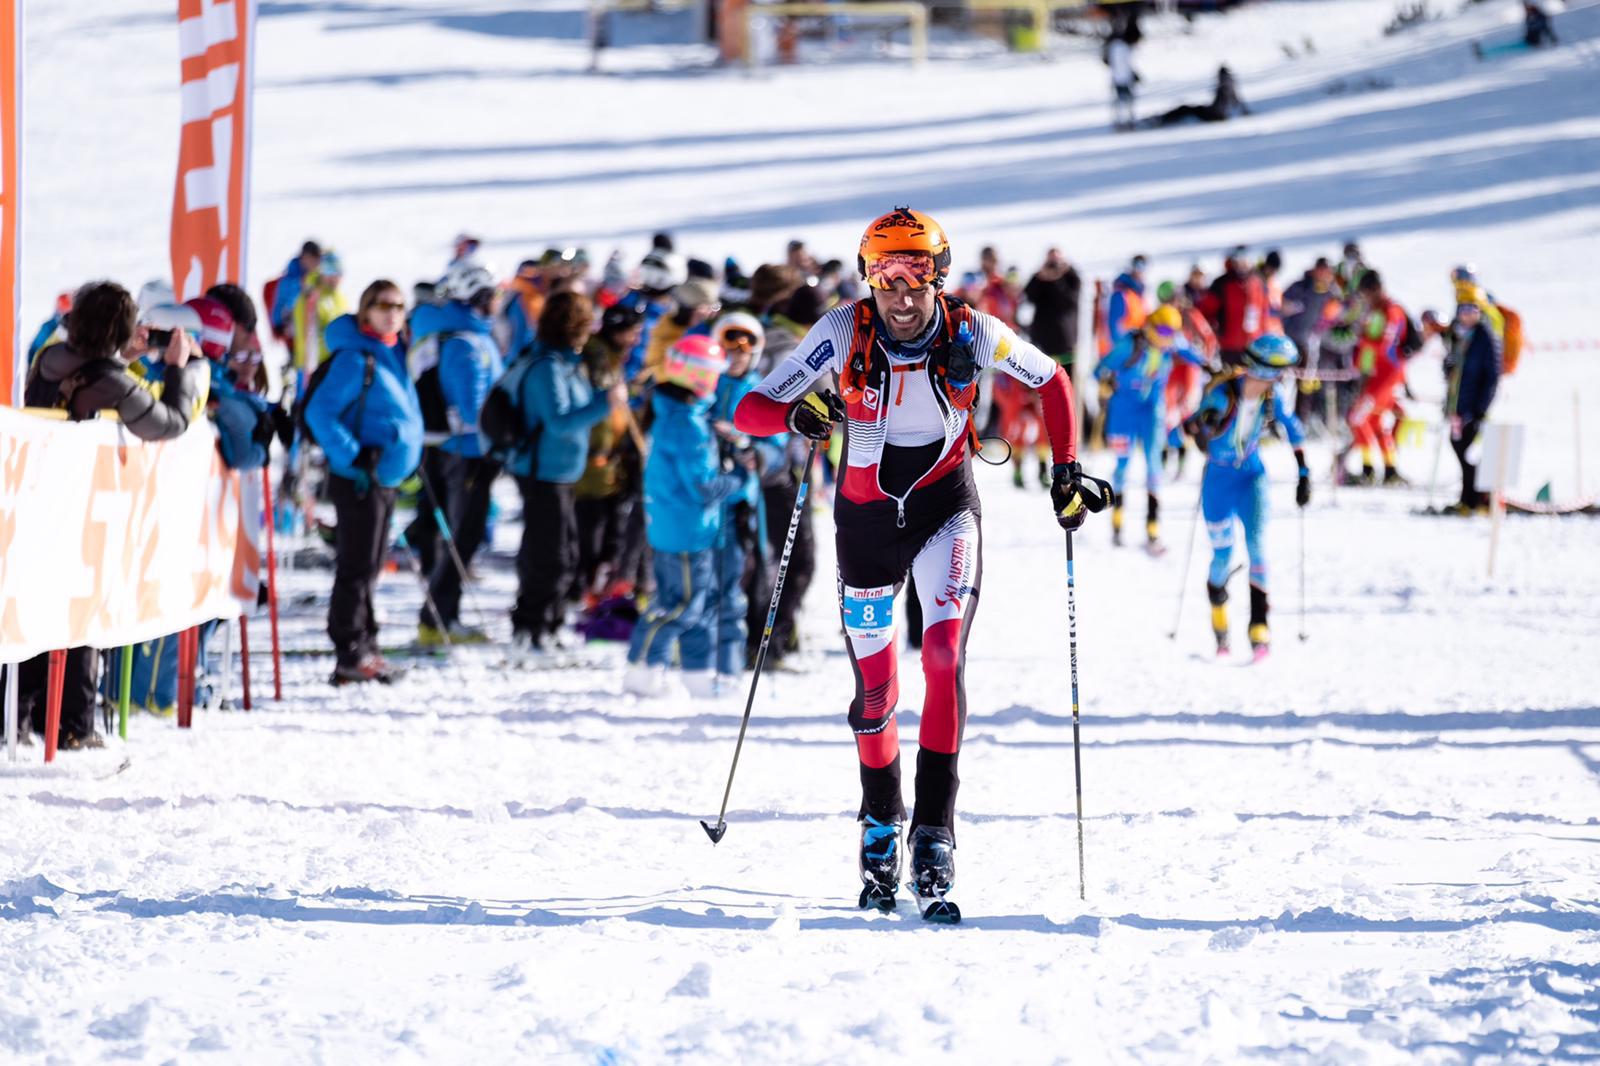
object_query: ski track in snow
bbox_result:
[8,0,1600,1061]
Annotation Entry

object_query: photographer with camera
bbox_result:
[11,280,207,749]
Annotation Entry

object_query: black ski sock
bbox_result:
[858,754,907,825]
[909,748,960,845]
[1249,584,1269,629]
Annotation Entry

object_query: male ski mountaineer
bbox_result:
[733,208,1105,920]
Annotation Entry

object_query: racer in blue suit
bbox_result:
[1185,333,1311,660]
[1096,304,1209,551]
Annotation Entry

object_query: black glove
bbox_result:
[355,446,380,473]
[1050,462,1113,532]
[271,405,296,448]
[786,391,845,442]
[1296,469,1312,508]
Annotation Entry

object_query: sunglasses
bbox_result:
[863,251,939,291]
[372,300,407,312]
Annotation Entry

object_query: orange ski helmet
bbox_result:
[858,206,952,290]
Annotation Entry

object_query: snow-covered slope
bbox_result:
[6,0,1599,1061]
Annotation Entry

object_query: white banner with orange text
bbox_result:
[0,408,260,661]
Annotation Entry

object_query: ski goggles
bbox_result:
[863,251,940,291]
[1143,320,1181,346]
[719,328,760,352]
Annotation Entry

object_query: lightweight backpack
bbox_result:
[1497,304,1524,374]
[293,350,375,448]
[408,330,461,435]
[478,349,545,461]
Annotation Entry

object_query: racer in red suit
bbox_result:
[733,208,1106,904]
[1345,270,1410,485]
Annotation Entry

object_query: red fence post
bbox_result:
[43,649,65,763]
[262,465,283,701]
[176,628,195,729]
[238,616,252,711]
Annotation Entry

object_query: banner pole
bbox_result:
[263,464,283,700]
[4,661,17,762]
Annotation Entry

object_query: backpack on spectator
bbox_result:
[213,388,275,471]
[293,351,376,447]
[408,330,461,435]
[478,347,546,462]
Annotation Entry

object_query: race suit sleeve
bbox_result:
[973,310,1077,464]
[1272,381,1307,447]
[733,304,854,437]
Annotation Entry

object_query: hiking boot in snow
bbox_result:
[332,656,384,686]
[58,732,106,751]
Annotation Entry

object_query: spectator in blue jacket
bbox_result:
[625,334,753,698]
[708,313,770,680]
[410,262,506,646]
[1444,301,1502,515]
[508,290,628,652]
[304,281,424,684]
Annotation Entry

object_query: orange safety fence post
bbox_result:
[43,649,65,763]
[239,616,252,711]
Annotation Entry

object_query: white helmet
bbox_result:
[142,301,204,336]
[137,279,176,315]
[440,258,498,304]
[712,311,765,359]
[638,250,687,293]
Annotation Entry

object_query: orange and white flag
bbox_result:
[171,0,254,301]
[0,0,20,406]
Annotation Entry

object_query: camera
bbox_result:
[147,328,175,349]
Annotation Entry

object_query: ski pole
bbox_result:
[1065,528,1088,901]
[701,439,818,845]
[1167,492,1204,640]
[415,460,493,632]
[1297,505,1309,642]
[394,532,453,650]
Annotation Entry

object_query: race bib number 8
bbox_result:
[842,585,896,641]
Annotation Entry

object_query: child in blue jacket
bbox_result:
[626,335,755,698]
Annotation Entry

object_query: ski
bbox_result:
[857,882,898,913]
[911,889,962,924]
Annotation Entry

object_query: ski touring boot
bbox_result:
[1208,581,1230,658]
[1144,495,1165,557]
[858,816,902,912]
[1248,586,1271,663]
[1110,492,1125,548]
[908,825,961,924]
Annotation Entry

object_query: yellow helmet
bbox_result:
[1144,304,1183,346]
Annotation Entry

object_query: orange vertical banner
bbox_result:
[171,0,254,301]
[0,0,20,406]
